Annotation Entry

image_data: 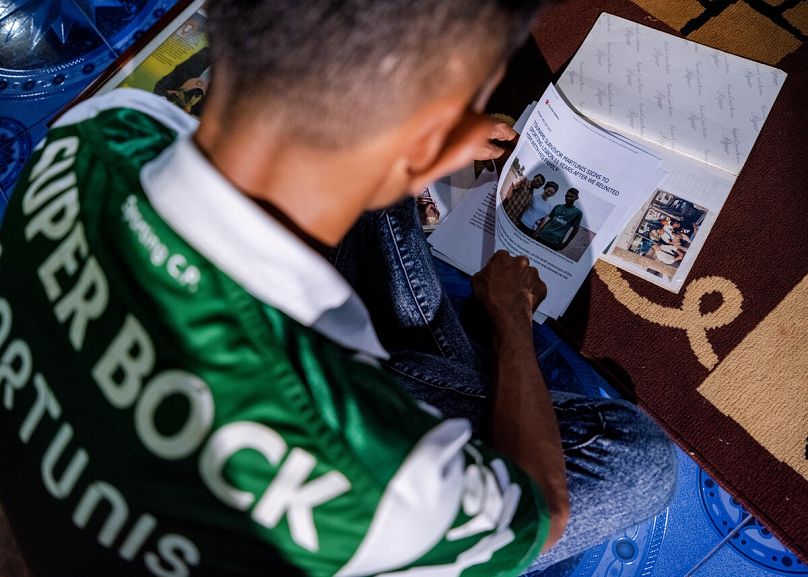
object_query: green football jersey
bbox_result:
[0,89,548,577]
[538,205,582,247]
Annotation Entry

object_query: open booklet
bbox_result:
[428,83,664,320]
[558,13,786,292]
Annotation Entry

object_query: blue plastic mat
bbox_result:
[0,0,178,218]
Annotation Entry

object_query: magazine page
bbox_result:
[557,12,786,176]
[495,84,663,318]
[95,1,210,117]
[514,102,538,133]
[427,170,549,324]
[430,84,663,320]
[428,170,499,274]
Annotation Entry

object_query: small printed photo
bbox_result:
[500,156,615,262]
[416,187,441,229]
[158,54,210,116]
[612,189,708,280]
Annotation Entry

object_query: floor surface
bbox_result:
[438,239,806,577]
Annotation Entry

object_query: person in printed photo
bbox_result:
[538,187,583,250]
[505,173,545,224]
[650,239,686,265]
[416,188,441,227]
[667,218,694,246]
[518,180,558,238]
[154,47,211,116]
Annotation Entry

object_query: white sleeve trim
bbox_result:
[335,419,471,577]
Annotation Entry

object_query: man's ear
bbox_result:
[405,107,496,194]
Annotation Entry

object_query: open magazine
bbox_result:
[429,12,786,318]
[558,13,786,292]
[428,83,664,320]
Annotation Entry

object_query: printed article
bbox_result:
[429,84,663,319]
[117,8,209,116]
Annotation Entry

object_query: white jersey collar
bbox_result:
[140,130,388,360]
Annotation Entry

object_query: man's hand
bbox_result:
[473,122,517,161]
[472,250,546,333]
[473,250,569,553]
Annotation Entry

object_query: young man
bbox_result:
[538,188,583,251]
[504,173,545,224]
[0,1,675,576]
[518,180,559,238]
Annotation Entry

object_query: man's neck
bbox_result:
[193,113,398,247]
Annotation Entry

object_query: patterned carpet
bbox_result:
[631,0,806,65]
[527,0,808,563]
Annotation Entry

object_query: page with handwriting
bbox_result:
[558,12,786,175]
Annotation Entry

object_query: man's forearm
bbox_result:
[489,318,569,551]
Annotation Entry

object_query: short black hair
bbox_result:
[567,188,579,196]
[545,181,558,191]
[207,0,542,146]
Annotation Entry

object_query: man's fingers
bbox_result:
[472,122,517,161]
[474,142,505,161]
[474,250,548,315]
[489,122,517,142]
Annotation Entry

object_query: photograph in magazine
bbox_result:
[430,84,663,320]
[416,187,441,230]
[500,156,615,263]
[609,190,707,281]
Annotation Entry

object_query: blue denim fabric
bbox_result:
[333,198,677,573]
